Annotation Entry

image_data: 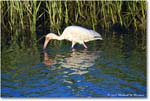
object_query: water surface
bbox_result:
[1,32,146,98]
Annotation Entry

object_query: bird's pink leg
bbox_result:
[83,43,88,48]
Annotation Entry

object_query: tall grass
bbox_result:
[24,1,41,46]
[1,1,41,47]
[1,1,146,48]
[46,1,63,35]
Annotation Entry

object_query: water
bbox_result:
[1,32,146,98]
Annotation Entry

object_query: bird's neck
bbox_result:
[54,34,64,40]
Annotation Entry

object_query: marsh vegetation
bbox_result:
[1,1,146,48]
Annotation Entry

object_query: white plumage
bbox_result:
[43,26,103,49]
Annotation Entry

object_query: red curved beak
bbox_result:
[43,37,50,49]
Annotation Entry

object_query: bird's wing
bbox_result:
[75,30,102,42]
[61,26,102,42]
[89,30,102,38]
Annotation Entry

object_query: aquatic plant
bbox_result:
[1,1,146,48]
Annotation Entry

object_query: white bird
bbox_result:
[43,26,103,49]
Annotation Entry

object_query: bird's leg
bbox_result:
[71,41,76,49]
[83,43,88,49]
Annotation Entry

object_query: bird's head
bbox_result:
[43,33,57,49]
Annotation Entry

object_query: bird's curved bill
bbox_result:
[43,37,50,49]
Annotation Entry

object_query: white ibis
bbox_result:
[43,26,103,49]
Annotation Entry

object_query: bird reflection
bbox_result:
[43,51,53,66]
[43,49,99,75]
[62,49,99,68]
[59,49,99,75]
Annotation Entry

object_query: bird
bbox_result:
[43,25,103,49]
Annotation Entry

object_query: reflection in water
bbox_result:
[62,49,99,68]
[62,49,99,75]
[43,49,99,75]
[1,33,146,98]
[43,51,53,66]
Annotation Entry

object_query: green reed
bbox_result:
[23,1,41,46]
[46,1,63,35]
[1,1,42,47]
[1,1,146,48]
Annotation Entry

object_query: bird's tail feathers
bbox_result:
[94,36,103,40]
[84,37,102,42]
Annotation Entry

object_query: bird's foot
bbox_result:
[84,46,88,49]
[70,47,76,52]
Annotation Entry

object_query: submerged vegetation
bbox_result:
[1,1,146,48]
